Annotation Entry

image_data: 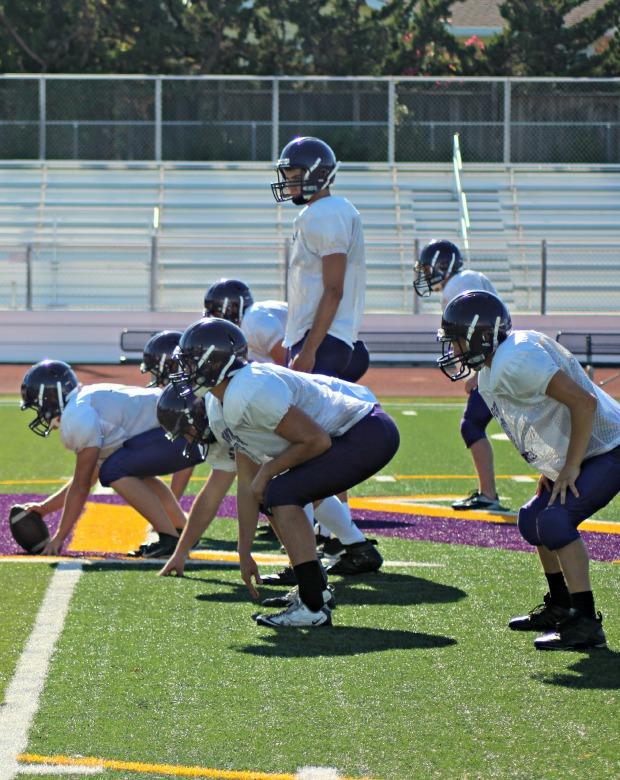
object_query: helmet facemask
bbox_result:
[20,361,78,437]
[437,315,504,382]
[414,250,459,297]
[271,160,339,205]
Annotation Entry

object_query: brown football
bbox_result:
[9,505,50,554]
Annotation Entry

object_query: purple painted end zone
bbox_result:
[1,493,619,562]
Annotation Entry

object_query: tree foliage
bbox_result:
[0,0,617,76]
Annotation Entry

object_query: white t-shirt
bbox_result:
[477,331,620,480]
[241,300,288,363]
[60,384,161,459]
[202,394,237,472]
[441,270,498,310]
[214,363,375,463]
[284,195,366,348]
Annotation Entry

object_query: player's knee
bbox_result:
[536,506,580,550]
[517,504,541,546]
[460,417,486,448]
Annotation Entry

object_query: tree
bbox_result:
[484,0,620,76]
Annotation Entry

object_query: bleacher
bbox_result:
[0,162,619,317]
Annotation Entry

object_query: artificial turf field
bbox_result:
[1,396,619,780]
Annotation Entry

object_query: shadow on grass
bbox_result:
[233,625,457,658]
[190,570,466,607]
[532,648,620,690]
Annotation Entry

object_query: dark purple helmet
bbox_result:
[203,279,254,326]
[20,360,79,437]
[174,317,248,392]
[271,136,339,205]
[156,384,211,460]
[414,239,463,297]
[140,330,182,387]
[437,291,512,381]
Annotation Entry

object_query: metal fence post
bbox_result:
[388,79,396,165]
[155,77,162,162]
[541,239,547,315]
[26,244,33,310]
[413,238,420,315]
[283,236,290,302]
[271,78,280,162]
[38,77,46,160]
[503,78,511,166]
[149,207,160,311]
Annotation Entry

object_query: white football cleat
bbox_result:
[253,599,332,627]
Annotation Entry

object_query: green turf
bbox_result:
[0,563,55,701]
[3,397,620,520]
[18,536,620,780]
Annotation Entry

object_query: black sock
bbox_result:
[570,590,596,619]
[293,560,325,612]
[545,571,571,608]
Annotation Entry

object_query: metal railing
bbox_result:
[1,75,620,164]
[452,133,470,263]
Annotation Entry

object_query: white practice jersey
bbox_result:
[60,384,161,458]
[441,270,498,310]
[241,300,288,363]
[212,362,375,463]
[202,394,237,472]
[477,331,620,480]
[284,195,366,348]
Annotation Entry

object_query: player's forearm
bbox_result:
[55,484,90,543]
[565,400,596,469]
[304,288,343,353]
[260,438,331,478]
[176,473,232,551]
[39,480,73,515]
[236,482,260,556]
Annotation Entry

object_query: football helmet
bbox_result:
[437,291,512,381]
[271,136,339,205]
[203,279,254,325]
[414,239,463,297]
[156,384,212,459]
[20,360,79,437]
[174,317,248,392]
[140,330,182,387]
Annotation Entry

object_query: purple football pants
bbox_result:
[264,405,400,510]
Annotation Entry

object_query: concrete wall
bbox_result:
[1,309,618,365]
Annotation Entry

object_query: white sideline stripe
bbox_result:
[17,765,102,776]
[0,562,83,780]
[511,475,536,483]
[373,475,396,482]
[490,433,510,441]
[401,410,418,416]
[296,768,342,779]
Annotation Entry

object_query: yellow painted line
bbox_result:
[0,478,68,485]
[350,496,620,534]
[189,550,288,565]
[17,754,376,780]
[68,502,149,554]
[393,474,538,480]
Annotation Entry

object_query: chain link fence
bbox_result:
[1,76,619,163]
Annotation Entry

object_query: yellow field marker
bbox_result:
[349,496,620,535]
[17,753,376,780]
[67,502,149,554]
[393,474,539,480]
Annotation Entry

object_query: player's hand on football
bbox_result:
[548,464,580,506]
[158,552,186,577]
[22,502,46,516]
[239,553,261,599]
[42,535,62,556]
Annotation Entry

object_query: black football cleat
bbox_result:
[262,585,335,610]
[326,539,383,575]
[128,533,179,559]
[260,565,298,586]
[534,609,607,651]
[508,593,571,631]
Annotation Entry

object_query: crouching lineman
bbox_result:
[437,290,620,650]
[19,360,204,557]
[172,317,400,627]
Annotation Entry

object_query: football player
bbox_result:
[172,317,400,627]
[203,278,377,566]
[19,360,204,557]
[437,290,620,650]
[141,330,196,499]
[414,238,504,512]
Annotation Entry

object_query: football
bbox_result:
[9,505,50,554]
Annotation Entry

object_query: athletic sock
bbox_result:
[314,496,365,545]
[545,571,571,608]
[570,590,596,620]
[293,560,326,612]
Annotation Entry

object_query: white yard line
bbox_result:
[16,765,102,775]
[0,562,83,780]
